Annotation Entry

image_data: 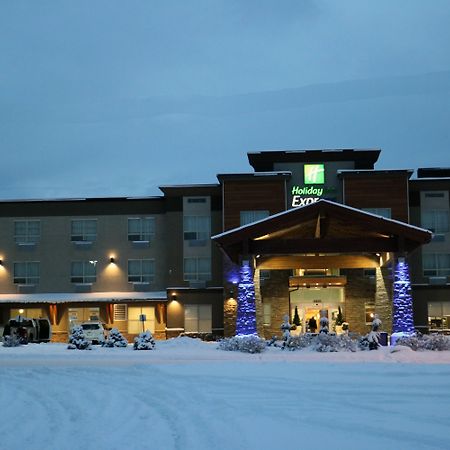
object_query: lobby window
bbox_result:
[128,259,155,283]
[263,303,271,326]
[184,216,210,242]
[184,257,211,281]
[127,306,155,334]
[365,303,375,325]
[184,304,212,333]
[362,208,391,219]
[423,254,450,277]
[71,261,97,284]
[428,302,450,330]
[128,217,155,241]
[13,262,40,284]
[240,210,270,226]
[71,219,97,242]
[421,210,449,234]
[14,220,40,244]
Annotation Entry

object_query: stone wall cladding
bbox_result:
[343,269,375,335]
[254,268,265,337]
[261,270,291,339]
[376,267,393,333]
[223,298,237,337]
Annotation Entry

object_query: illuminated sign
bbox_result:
[304,164,325,185]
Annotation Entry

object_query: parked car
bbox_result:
[3,317,52,343]
[80,321,106,345]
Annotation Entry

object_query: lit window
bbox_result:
[13,262,40,284]
[184,304,212,333]
[428,302,450,330]
[362,208,392,219]
[127,306,155,334]
[71,219,97,242]
[184,257,211,281]
[128,259,155,283]
[128,217,155,241]
[263,303,271,326]
[71,261,97,283]
[240,210,269,226]
[423,254,450,277]
[14,220,40,244]
[184,216,210,241]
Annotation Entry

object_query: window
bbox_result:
[71,261,97,283]
[128,259,155,283]
[13,262,40,284]
[365,303,375,324]
[428,302,450,330]
[14,220,40,244]
[127,306,155,334]
[128,217,155,241]
[240,210,270,226]
[423,254,450,277]
[362,208,392,219]
[184,216,210,241]
[184,304,212,333]
[71,219,97,242]
[184,257,211,281]
[113,304,127,321]
[69,307,100,328]
[263,303,271,326]
[421,210,449,234]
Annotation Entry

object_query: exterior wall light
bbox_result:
[0,259,3,266]
[110,257,115,263]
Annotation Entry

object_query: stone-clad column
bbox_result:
[235,260,257,336]
[253,268,264,337]
[375,267,393,333]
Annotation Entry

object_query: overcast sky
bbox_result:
[1,0,450,199]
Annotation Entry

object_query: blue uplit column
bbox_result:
[235,260,258,336]
[392,257,415,334]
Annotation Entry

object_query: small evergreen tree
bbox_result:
[68,325,92,350]
[2,334,23,347]
[103,328,128,348]
[335,306,344,326]
[133,330,156,350]
[319,313,329,334]
[292,306,301,327]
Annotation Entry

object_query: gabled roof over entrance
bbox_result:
[212,199,432,264]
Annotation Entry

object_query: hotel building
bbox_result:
[0,149,448,341]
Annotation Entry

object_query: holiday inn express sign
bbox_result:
[291,164,327,207]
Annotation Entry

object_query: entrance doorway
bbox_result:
[290,287,344,333]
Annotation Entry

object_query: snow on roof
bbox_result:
[211,199,432,240]
[0,291,167,304]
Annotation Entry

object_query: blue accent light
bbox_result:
[392,258,415,334]
[235,261,258,336]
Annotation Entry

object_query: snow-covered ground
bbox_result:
[1,339,450,450]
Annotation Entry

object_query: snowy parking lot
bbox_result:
[1,338,450,450]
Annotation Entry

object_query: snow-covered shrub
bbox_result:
[359,315,382,350]
[282,333,357,352]
[218,335,266,353]
[2,334,23,347]
[319,315,329,334]
[103,328,128,348]
[67,326,92,350]
[283,333,316,351]
[397,333,450,351]
[133,330,156,350]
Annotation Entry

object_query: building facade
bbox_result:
[0,149,449,340]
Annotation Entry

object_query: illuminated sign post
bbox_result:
[291,164,325,207]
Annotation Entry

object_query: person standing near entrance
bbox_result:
[308,316,317,333]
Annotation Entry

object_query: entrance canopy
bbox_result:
[212,200,432,268]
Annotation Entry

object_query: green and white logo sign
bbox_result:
[304,164,325,184]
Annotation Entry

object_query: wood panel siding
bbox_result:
[343,172,410,222]
[222,180,286,231]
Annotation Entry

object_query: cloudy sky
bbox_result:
[1,0,449,199]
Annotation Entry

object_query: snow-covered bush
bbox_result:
[103,328,128,348]
[359,315,382,350]
[397,333,450,351]
[218,335,266,353]
[319,314,329,334]
[133,330,156,350]
[282,333,357,352]
[67,326,92,350]
[2,334,23,347]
